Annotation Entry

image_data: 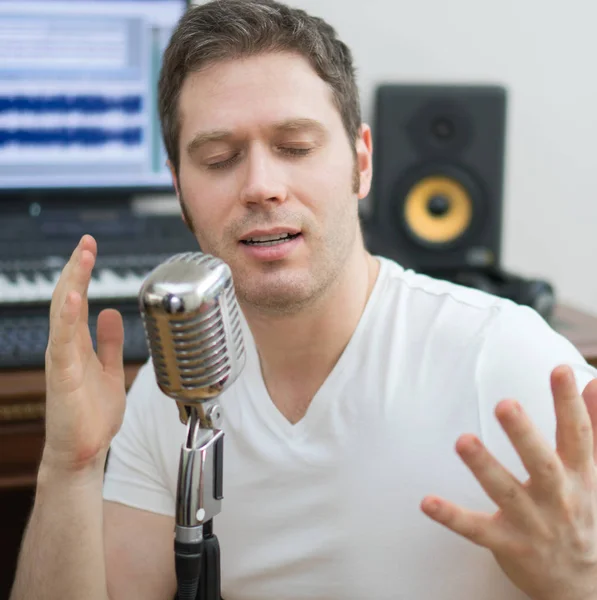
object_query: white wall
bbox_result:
[289,0,597,314]
[190,0,597,315]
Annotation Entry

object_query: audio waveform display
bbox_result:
[0,93,145,156]
[0,128,143,147]
[0,1,187,189]
[0,95,143,114]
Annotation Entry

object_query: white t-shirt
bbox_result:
[103,256,597,600]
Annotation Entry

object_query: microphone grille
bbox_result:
[139,252,245,403]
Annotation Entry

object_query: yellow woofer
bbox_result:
[404,175,473,244]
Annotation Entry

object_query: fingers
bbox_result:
[49,235,96,331]
[46,290,83,368]
[495,398,567,492]
[421,496,505,549]
[47,235,97,362]
[581,378,597,463]
[77,237,97,325]
[96,309,124,376]
[454,434,538,528]
[552,365,594,472]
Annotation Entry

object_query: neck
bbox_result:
[240,238,380,400]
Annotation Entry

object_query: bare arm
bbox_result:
[8,235,172,600]
[10,461,109,600]
[104,500,177,600]
[11,477,177,600]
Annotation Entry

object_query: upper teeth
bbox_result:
[246,233,292,243]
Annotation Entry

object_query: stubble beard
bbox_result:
[179,157,362,316]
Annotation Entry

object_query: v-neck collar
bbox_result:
[242,258,388,442]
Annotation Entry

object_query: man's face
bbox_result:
[172,51,372,314]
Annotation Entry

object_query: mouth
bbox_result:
[240,231,302,247]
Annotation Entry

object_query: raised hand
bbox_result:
[421,365,597,600]
[43,234,126,473]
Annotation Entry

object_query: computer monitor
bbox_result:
[0,0,188,195]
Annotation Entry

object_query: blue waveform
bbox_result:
[0,95,143,114]
[0,128,143,146]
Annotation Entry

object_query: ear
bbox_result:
[166,160,188,228]
[354,124,373,199]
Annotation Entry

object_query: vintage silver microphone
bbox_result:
[138,252,246,600]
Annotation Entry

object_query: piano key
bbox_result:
[34,271,60,300]
[14,273,39,302]
[0,273,22,303]
[39,269,55,282]
[95,268,144,299]
[0,266,146,305]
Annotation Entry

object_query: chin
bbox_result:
[236,274,316,313]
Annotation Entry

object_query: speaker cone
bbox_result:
[404,175,473,244]
[392,163,486,251]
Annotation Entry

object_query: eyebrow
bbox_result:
[185,118,327,156]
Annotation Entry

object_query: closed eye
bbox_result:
[279,147,313,157]
[206,153,240,170]
[206,147,314,170]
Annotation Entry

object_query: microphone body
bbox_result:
[139,251,245,419]
[138,251,246,600]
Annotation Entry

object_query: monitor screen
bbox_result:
[0,0,188,192]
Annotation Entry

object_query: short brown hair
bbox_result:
[158,0,362,173]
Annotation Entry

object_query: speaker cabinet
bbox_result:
[366,84,507,272]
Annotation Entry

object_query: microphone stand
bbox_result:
[174,399,224,600]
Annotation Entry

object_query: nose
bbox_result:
[239,144,288,208]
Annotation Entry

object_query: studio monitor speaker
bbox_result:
[366,84,507,273]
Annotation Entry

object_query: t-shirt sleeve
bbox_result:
[475,302,597,485]
[103,360,176,517]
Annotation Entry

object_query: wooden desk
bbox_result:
[0,304,596,597]
[550,304,597,365]
[0,364,143,490]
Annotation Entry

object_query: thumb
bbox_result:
[581,377,597,463]
[96,309,124,376]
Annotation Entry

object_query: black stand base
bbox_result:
[174,520,222,600]
[200,520,222,600]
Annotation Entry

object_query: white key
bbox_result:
[88,268,141,301]
[0,266,146,305]
[14,273,39,302]
[34,271,59,302]
[0,274,20,303]
[88,269,115,300]
[117,270,145,298]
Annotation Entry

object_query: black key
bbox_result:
[40,268,56,282]
[22,270,36,283]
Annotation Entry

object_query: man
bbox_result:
[10,1,597,599]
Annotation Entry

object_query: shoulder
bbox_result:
[371,255,596,394]
[377,256,505,315]
[475,300,596,399]
[372,257,509,351]
[469,296,597,473]
[103,360,184,514]
[110,359,185,476]
[122,359,188,449]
